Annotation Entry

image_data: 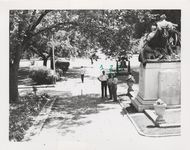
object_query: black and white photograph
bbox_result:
[1,0,190,149]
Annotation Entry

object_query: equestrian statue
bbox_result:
[138,14,181,66]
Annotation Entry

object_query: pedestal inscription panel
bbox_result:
[159,70,181,105]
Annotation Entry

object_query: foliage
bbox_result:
[9,93,50,141]
[28,33,52,61]
[55,60,70,73]
[134,10,181,38]
[29,66,56,84]
[53,30,93,58]
[56,68,64,77]
[75,10,152,58]
[10,9,181,61]
[53,68,64,81]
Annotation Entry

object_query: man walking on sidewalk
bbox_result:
[80,66,85,83]
[98,70,108,98]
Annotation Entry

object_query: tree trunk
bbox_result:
[10,43,26,103]
[116,60,119,74]
[43,58,48,66]
[128,60,131,74]
[10,56,20,103]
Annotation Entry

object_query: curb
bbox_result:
[118,98,181,137]
[22,97,57,141]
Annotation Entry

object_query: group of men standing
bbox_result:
[80,67,118,101]
[98,70,118,102]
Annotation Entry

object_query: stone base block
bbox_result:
[131,94,155,112]
[132,61,181,112]
[132,94,180,112]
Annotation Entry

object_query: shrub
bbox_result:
[54,68,63,81]
[29,67,56,84]
[55,60,70,73]
[56,68,64,77]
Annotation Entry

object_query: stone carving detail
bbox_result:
[138,14,181,66]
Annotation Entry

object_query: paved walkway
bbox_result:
[21,58,181,150]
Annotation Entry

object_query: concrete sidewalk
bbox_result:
[22,58,182,150]
[29,65,139,142]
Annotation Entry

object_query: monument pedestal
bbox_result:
[132,61,181,112]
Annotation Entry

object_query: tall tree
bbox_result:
[9,10,79,102]
[10,10,51,102]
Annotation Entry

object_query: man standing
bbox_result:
[112,74,118,102]
[107,73,113,100]
[80,66,85,83]
[98,70,108,98]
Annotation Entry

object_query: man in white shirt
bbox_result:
[98,70,108,98]
[80,66,85,83]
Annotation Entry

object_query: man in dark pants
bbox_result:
[98,70,108,98]
[80,66,85,83]
[112,74,118,102]
[107,73,113,100]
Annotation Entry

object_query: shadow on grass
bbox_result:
[17,67,36,86]
[43,93,116,136]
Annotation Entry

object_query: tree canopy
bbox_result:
[10,9,181,61]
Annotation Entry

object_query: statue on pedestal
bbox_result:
[138,14,181,66]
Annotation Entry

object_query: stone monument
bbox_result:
[131,14,181,112]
